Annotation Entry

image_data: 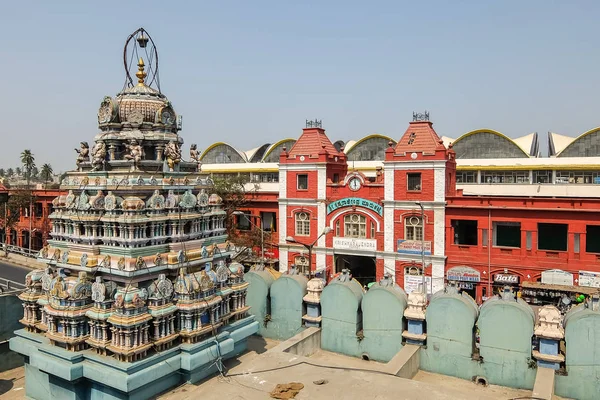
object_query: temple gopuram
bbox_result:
[10,28,257,400]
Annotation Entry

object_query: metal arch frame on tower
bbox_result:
[123,27,161,92]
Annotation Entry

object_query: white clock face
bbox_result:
[349,177,361,191]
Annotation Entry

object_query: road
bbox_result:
[0,260,30,284]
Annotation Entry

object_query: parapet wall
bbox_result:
[245,271,600,400]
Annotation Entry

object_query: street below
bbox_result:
[0,260,30,284]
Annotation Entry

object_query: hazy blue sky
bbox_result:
[1,0,598,172]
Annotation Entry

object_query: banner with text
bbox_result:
[404,275,432,294]
[327,198,383,216]
[397,240,432,255]
[333,237,377,252]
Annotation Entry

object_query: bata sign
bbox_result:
[494,274,519,284]
[333,237,377,251]
[397,240,432,255]
[327,198,383,216]
[447,266,480,282]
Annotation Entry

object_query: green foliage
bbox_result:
[40,164,53,188]
[211,174,259,243]
[20,149,35,187]
[1,189,34,231]
[0,169,4,177]
[6,168,14,177]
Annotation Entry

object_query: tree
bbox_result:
[15,167,21,176]
[20,149,35,187]
[0,169,4,177]
[6,168,14,178]
[40,164,53,189]
[30,166,39,181]
[2,189,35,247]
[211,174,260,246]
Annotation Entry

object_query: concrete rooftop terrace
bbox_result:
[0,335,567,400]
[154,336,566,400]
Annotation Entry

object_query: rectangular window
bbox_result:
[250,173,279,183]
[260,212,276,232]
[335,220,340,236]
[533,170,552,184]
[295,212,310,236]
[493,222,521,248]
[452,220,478,245]
[526,231,532,250]
[370,222,375,238]
[482,228,488,247]
[456,171,477,183]
[586,225,600,253]
[333,173,339,184]
[236,212,251,231]
[407,173,422,191]
[574,233,580,253]
[35,203,43,217]
[297,174,308,190]
[538,223,568,251]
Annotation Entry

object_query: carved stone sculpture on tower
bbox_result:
[165,141,181,172]
[75,142,90,167]
[124,139,143,170]
[190,144,201,171]
[91,141,107,171]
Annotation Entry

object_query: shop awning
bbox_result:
[521,281,600,296]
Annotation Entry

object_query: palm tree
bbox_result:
[15,167,22,176]
[20,149,35,187]
[6,168,14,177]
[40,164,53,189]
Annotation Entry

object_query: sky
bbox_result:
[0,0,599,172]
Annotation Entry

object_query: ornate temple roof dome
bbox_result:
[98,58,177,128]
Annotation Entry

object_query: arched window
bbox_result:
[405,216,423,241]
[405,265,423,276]
[295,212,310,236]
[294,255,309,268]
[344,214,366,238]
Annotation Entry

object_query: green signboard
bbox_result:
[326,197,383,216]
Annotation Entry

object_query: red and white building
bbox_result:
[181,117,600,302]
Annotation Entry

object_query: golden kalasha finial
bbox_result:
[136,57,147,85]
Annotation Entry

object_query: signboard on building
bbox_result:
[397,240,432,255]
[447,266,481,282]
[404,274,432,295]
[494,274,519,284]
[541,269,574,286]
[326,198,383,216]
[333,237,377,252]
[579,271,600,288]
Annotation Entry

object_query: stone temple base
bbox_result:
[9,316,258,400]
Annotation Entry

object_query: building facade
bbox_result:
[200,118,600,303]
[0,187,61,251]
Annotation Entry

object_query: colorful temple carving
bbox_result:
[11,28,257,400]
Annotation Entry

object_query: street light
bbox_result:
[232,211,265,266]
[286,227,333,276]
[415,202,426,295]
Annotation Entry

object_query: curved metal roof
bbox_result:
[556,127,600,157]
[450,129,532,158]
[199,142,248,163]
